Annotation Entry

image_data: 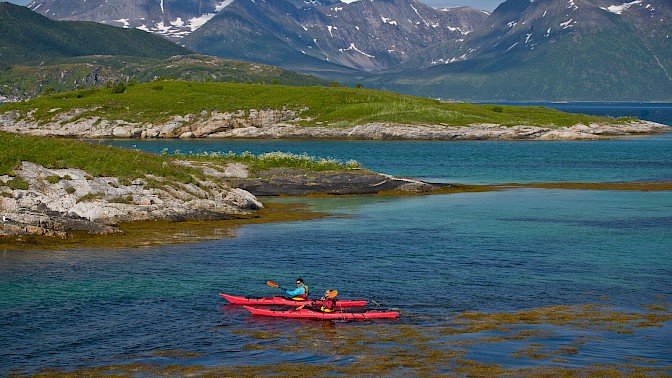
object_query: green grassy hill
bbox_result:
[0,55,329,100]
[0,131,357,182]
[0,81,617,128]
[0,2,190,66]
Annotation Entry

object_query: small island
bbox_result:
[0,131,455,243]
[1,82,667,141]
[1,82,669,244]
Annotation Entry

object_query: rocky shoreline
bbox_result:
[1,108,669,140]
[0,160,443,239]
[2,108,669,240]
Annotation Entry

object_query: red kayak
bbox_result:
[243,305,399,320]
[219,293,368,307]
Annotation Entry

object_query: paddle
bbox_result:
[266,280,286,291]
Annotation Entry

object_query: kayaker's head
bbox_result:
[296,278,304,286]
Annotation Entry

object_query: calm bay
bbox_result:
[1,103,671,374]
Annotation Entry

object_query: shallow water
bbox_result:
[2,189,671,373]
[1,103,671,374]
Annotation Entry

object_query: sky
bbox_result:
[4,0,504,12]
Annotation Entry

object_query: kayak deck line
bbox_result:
[242,305,400,320]
[219,293,369,307]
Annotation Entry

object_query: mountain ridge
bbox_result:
[21,0,672,100]
[0,2,191,66]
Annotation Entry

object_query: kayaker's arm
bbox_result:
[285,286,306,297]
[295,301,314,311]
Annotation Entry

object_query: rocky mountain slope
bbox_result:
[371,0,672,100]
[26,0,230,40]
[0,2,190,66]
[22,0,672,100]
[26,0,489,73]
[182,0,488,72]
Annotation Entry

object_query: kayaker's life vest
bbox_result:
[292,284,309,300]
[320,296,337,313]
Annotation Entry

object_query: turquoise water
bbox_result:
[99,134,672,184]
[1,104,672,374]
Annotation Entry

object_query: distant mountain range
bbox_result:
[0,3,327,100]
[19,0,672,100]
[0,2,189,66]
[372,0,672,100]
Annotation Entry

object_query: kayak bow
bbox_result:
[219,293,368,307]
[242,305,399,320]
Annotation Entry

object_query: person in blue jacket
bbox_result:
[285,277,309,300]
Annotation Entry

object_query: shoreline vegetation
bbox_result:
[1,82,670,245]
[0,81,668,141]
[2,131,671,247]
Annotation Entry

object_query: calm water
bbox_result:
[1,103,671,374]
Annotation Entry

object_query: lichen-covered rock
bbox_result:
[2,108,667,140]
[0,161,261,237]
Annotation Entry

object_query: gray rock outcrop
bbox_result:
[1,107,667,140]
[0,161,263,237]
[228,168,443,196]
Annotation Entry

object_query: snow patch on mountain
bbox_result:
[188,13,217,31]
[340,43,375,58]
[602,1,642,15]
[560,18,574,29]
[216,0,234,11]
[115,18,131,28]
[381,16,398,25]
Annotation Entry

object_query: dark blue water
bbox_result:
[97,102,672,184]
[482,101,672,126]
[1,103,671,374]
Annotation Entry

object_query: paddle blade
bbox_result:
[327,290,338,298]
[266,280,279,288]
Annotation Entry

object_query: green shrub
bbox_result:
[110,82,127,94]
[6,177,29,190]
[109,195,134,204]
[77,193,102,203]
[492,106,504,113]
[42,87,56,96]
[188,151,361,172]
[65,186,76,194]
[46,175,61,184]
